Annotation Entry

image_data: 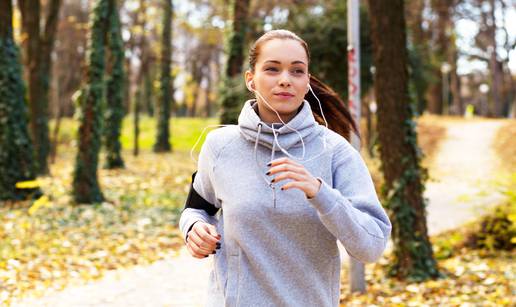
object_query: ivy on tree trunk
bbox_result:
[368,0,440,281]
[104,2,125,169]
[73,0,113,203]
[0,0,40,201]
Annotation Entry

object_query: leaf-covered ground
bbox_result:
[1,116,513,306]
[339,248,515,306]
[0,150,195,305]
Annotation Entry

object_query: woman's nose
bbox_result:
[278,72,291,87]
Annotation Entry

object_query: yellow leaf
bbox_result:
[28,196,49,215]
[507,214,516,223]
[16,180,40,189]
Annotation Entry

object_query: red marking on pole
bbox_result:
[347,47,359,120]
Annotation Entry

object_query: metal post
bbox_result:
[441,62,451,116]
[347,0,366,294]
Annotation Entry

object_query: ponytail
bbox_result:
[306,75,359,141]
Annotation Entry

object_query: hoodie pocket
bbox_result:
[224,250,241,306]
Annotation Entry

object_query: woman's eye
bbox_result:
[293,69,305,74]
[265,67,279,72]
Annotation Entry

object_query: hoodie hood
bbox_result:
[238,99,322,151]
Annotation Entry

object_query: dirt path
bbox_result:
[424,119,506,235]
[13,119,507,306]
[12,248,212,307]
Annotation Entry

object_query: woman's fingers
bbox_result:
[186,241,208,258]
[280,181,310,192]
[189,231,216,254]
[186,222,221,259]
[268,157,302,168]
[194,224,220,246]
[268,162,304,176]
[201,223,221,241]
[271,171,306,183]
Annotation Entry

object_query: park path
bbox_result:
[13,119,507,307]
[423,119,506,235]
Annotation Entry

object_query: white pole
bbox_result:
[347,0,366,294]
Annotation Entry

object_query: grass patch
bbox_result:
[50,116,219,153]
[493,120,516,173]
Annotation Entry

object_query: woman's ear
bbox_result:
[306,74,311,94]
[244,70,254,91]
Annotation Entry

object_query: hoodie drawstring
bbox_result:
[254,122,277,208]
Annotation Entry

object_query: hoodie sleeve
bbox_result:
[307,142,392,263]
[179,134,220,243]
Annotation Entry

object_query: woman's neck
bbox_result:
[255,102,302,125]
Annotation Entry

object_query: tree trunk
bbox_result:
[426,0,453,115]
[144,70,154,116]
[219,0,251,124]
[73,0,113,203]
[133,88,140,156]
[205,61,213,117]
[488,0,504,117]
[104,1,125,169]
[154,0,173,152]
[449,49,463,115]
[0,0,40,200]
[367,0,440,281]
[20,0,62,175]
[405,0,429,115]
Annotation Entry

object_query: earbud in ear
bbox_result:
[247,80,255,92]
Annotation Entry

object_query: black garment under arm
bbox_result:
[183,171,219,216]
[183,171,219,239]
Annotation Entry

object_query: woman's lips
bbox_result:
[274,92,294,99]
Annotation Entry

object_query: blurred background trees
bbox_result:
[3,0,510,131]
[0,0,514,285]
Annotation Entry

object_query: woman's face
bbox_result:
[245,38,310,124]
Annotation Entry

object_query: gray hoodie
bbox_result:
[179,99,391,307]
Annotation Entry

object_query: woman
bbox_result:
[179,29,391,307]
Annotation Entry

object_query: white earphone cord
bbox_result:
[190,82,330,164]
[251,82,329,162]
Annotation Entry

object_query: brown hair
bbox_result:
[248,29,359,141]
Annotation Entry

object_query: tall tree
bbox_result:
[367,0,440,280]
[19,0,62,175]
[425,0,453,114]
[73,0,114,203]
[134,0,150,156]
[104,0,125,169]
[154,0,174,152]
[484,0,506,117]
[0,0,40,200]
[219,0,251,124]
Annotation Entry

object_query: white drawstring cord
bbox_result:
[190,124,233,164]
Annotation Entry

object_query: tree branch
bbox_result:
[43,0,62,45]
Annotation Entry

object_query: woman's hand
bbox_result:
[267,157,322,199]
[186,221,221,259]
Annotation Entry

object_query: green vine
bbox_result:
[381,103,441,281]
[72,0,112,203]
[0,19,40,200]
[104,3,125,169]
